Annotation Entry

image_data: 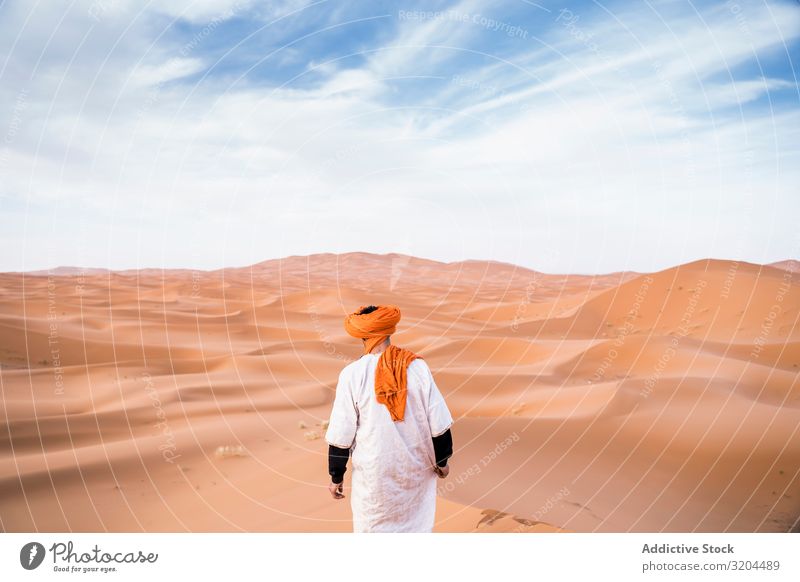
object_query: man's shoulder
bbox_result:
[339,355,369,378]
[408,356,431,379]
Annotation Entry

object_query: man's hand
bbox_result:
[328,481,345,499]
[433,464,450,479]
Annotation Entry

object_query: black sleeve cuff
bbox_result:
[328,444,350,483]
[432,428,453,467]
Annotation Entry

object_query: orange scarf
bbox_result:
[344,305,420,422]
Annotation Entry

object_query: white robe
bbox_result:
[325,353,453,533]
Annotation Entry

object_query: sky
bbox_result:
[0,0,798,274]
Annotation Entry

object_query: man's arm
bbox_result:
[432,428,453,467]
[328,444,350,484]
[325,368,357,499]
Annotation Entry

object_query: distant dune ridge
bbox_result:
[0,253,798,532]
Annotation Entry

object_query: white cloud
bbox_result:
[702,77,796,108]
[129,57,206,87]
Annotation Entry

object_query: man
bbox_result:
[325,304,454,532]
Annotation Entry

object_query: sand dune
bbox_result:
[1,254,798,532]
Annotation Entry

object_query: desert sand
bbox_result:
[0,253,798,532]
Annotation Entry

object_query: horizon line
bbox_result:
[4,252,798,278]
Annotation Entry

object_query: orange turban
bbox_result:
[344,305,420,422]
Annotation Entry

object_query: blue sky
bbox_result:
[0,0,798,273]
